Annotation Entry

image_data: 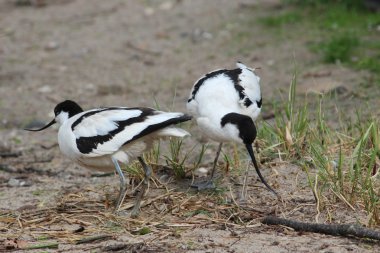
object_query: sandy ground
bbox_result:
[1,0,379,252]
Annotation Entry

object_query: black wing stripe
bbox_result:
[76,111,191,154]
[224,68,250,104]
[233,83,245,100]
[76,108,155,154]
[188,69,227,102]
[123,114,192,146]
[189,67,250,109]
[71,107,128,131]
[224,68,242,86]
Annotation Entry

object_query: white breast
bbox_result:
[57,121,81,160]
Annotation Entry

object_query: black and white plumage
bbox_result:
[25,100,192,216]
[187,62,277,195]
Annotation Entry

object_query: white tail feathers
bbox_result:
[236,61,256,72]
[236,61,247,69]
[157,127,190,138]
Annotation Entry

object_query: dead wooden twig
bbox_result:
[126,41,161,56]
[75,234,113,244]
[91,172,114,178]
[25,242,59,250]
[0,164,16,173]
[103,242,146,252]
[0,152,22,158]
[262,216,380,241]
[40,143,58,150]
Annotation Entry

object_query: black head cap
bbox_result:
[54,100,83,118]
[221,113,256,144]
[25,100,83,132]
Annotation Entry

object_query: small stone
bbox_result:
[8,178,26,187]
[144,7,155,16]
[0,141,11,153]
[159,174,169,182]
[193,213,209,219]
[4,28,14,36]
[45,41,59,51]
[192,28,213,42]
[58,65,68,72]
[83,83,95,91]
[328,85,348,95]
[159,1,173,10]
[194,167,208,177]
[37,85,52,93]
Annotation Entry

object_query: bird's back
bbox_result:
[58,107,191,164]
[187,62,262,121]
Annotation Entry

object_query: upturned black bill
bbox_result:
[24,118,56,131]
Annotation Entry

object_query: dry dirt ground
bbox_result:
[0,0,379,252]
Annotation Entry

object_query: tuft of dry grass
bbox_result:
[258,70,380,226]
[0,173,279,250]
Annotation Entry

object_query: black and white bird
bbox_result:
[25,100,191,216]
[187,62,277,195]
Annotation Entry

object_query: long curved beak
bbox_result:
[246,144,278,196]
[24,118,56,131]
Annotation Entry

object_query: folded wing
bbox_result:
[72,107,191,157]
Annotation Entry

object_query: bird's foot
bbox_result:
[191,180,215,190]
[114,209,130,216]
[130,206,140,218]
[113,207,140,218]
[237,196,248,206]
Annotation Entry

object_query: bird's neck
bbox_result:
[55,112,70,125]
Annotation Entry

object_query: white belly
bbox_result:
[58,122,156,172]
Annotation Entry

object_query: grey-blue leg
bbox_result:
[210,142,223,179]
[112,157,127,211]
[191,142,223,190]
[131,156,152,217]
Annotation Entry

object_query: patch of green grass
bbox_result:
[248,1,380,80]
[186,240,197,250]
[291,2,380,76]
[124,161,144,180]
[285,0,367,10]
[138,227,151,235]
[259,11,302,27]
[357,56,380,73]
[192,143,207,170]
[32,189,47,196]
[36,235,50,241]
[164,138,207,179]
[184,209,211,218]
[11,137,22,145]
[144,140,162,166]
[23,242,59,250]
[318,34,360,63]
[259,70,309,159]
[104,221,124,232]
[259,70,380,225]
[164,138,189,179]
